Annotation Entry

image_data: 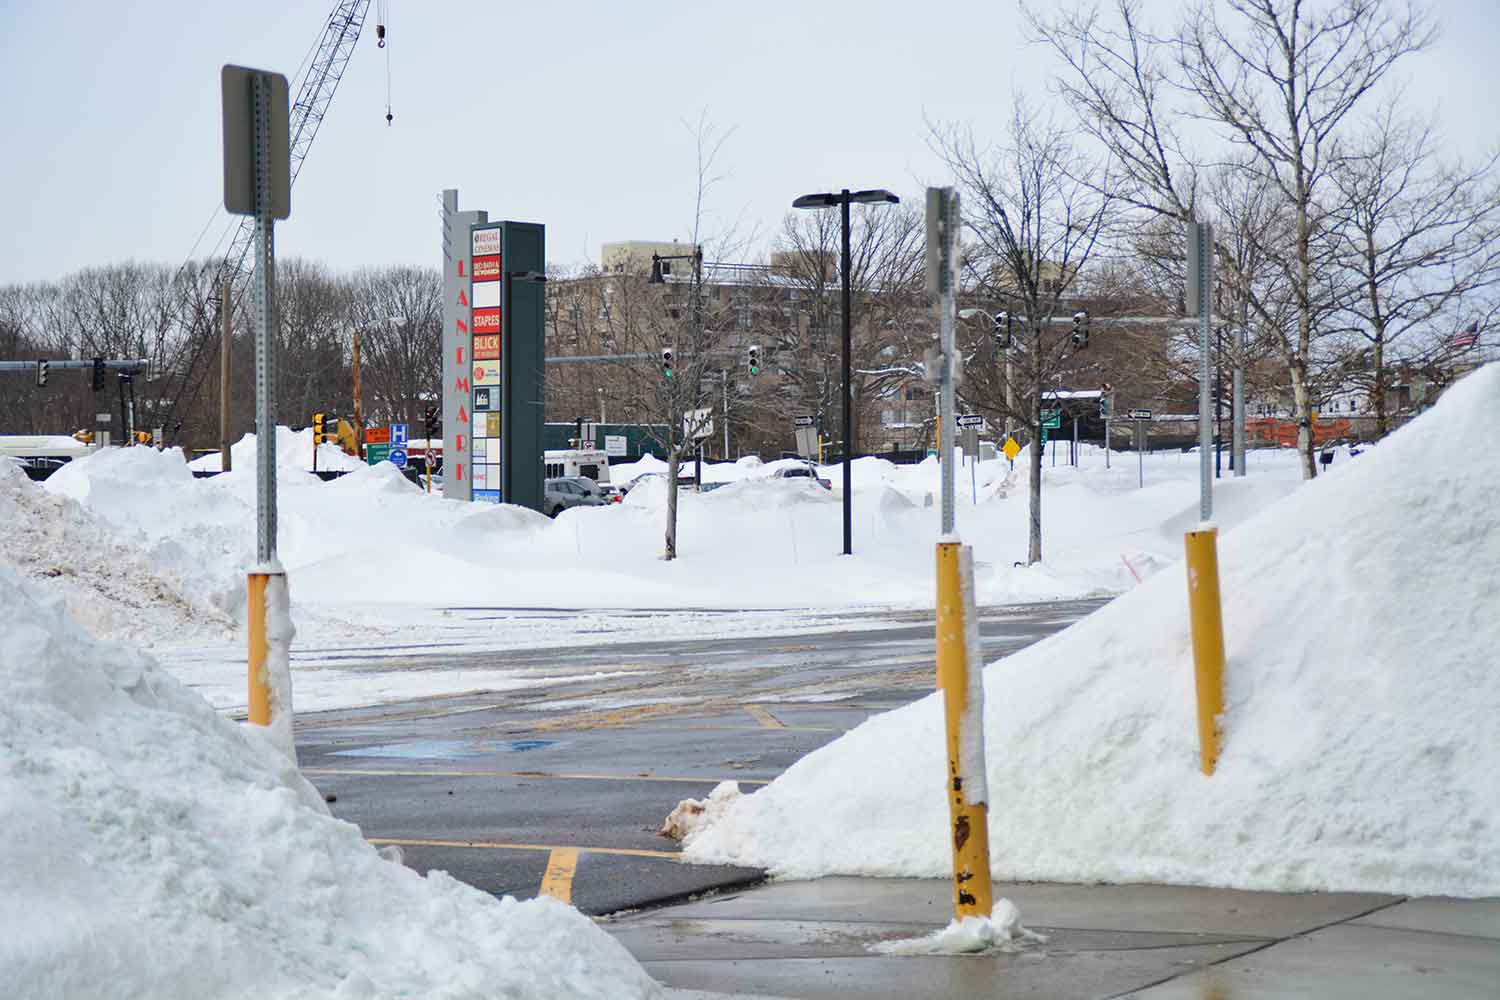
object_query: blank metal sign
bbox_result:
[221,64,290,219]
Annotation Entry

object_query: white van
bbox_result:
[542,448,612,485]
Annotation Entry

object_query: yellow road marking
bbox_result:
[744,704,785,728]
[303,767,770,785]
[539,847,580,903]
[368,837,680,860]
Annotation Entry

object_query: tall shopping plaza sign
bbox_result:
[439,189,545,510]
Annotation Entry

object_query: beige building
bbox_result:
[600,240,703,276]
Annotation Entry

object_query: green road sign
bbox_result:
[366,442,392,465]
[1042,408,1062,429]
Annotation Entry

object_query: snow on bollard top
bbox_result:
[0,564,662,998]
[679,362,1500,896]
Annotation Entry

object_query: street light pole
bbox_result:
[793,187,900,555]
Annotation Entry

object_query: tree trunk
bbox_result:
[1372,334,1388,437]
[1027,358,1044,565]
[664,449,679,561]
[1289,360,1316,480]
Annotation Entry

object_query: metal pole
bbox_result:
[1233,303,1247,477]
[252,73,278,564]
[1195,222,1214,521]
[1105,415,1111,469]
[221,278,233,472]
[935,191,958,536]
[1003,349,1014,442]
[1137,421,1144,489]
[1072,415,1079,466]
[841,191,853,555]
[722,369,729,459]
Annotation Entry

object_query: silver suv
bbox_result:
[543,476,609,517]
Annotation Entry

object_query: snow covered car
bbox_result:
[769,463,831,489]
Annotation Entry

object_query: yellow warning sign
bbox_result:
[1002,437,1021,461]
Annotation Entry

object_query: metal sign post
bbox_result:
[223,64,293,760]
[1128,410,1152,489]
[1187,222,1214,520]
[925,186,993,922]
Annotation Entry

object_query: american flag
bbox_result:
[1453,320,1480,350]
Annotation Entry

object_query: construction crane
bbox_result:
[152,0,384,435]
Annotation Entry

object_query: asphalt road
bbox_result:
[296,598,1109,915]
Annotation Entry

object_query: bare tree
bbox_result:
[604,113,744,560]
[1326,104,1500,432]
[932,99,1112,564]
[754,203,929,454]
[1177,0,1436,476]
[351,266,443,426]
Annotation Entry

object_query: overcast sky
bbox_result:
[2,0,1496,284]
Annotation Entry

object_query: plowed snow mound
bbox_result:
[0,463,231,644]
[0,566,659,998]
[682,363,1500,897]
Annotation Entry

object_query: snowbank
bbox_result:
[0,462,231,644]
[0,566,660,998]
[188,427,365,473]
[680,364,1500,897]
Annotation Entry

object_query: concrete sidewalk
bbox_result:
[606,876,1500,999]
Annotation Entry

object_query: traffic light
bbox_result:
[91,358,106,391]
[1071,310,1090,349]
[1099,382,1113,418]
[993,311,1012,349]
[661,347,675,379]
[35,359,48,388]
[423,404,440,440]
[747,344,761,375]
[313,412,338,444]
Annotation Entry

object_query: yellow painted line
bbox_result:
[744,704,785,729]
[539,847,580,903]
[303,767,771,785]
[368,837,680,860]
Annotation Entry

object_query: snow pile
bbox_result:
[660,780,743,840]
[47,444,256,618]
[680,364,1500,897]
[0,565,660,998]
[40,421,1308,622]
[0,461,231,644]
[187,426,365,473]
[870,902,1041,955]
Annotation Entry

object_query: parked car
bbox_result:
[770,462,832,490]
[543,476,610,517]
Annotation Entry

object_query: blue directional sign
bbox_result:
[390,423,409,446]
[387,447,408,469]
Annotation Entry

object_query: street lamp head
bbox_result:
[793,193,840,210]
[958,308,983,320]
[648,254,665,284]
[793,190,900,209]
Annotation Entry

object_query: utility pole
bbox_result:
[220,278,233,472]
[721,369,730,459]
[352,329,364,460]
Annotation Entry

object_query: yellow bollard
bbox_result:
[247,571,272,727]
[935,541,993,919]
[1184,528,1226,775]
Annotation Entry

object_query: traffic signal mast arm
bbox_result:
[0,358,149,374]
